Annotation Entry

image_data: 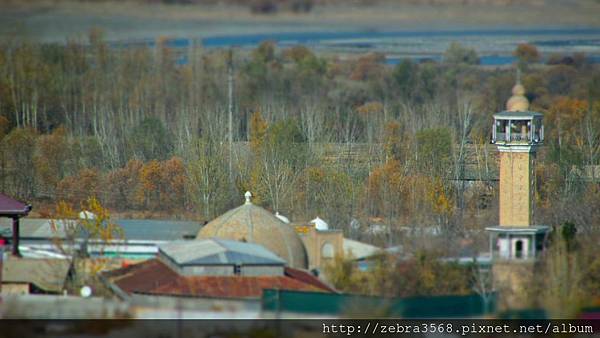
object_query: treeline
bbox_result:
[0,29,599,240]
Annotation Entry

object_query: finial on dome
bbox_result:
[244,191,252,204]
[506,68,529,112]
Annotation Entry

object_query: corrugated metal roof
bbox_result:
[159,238,285,266]
[103,259,332,299]
[0,218,201,241]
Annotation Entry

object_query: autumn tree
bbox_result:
[139,159,162,209]
[105,159,143,210]
[514,43,540,67]
[366,159,408,228]
[1,127,38,198]
[56,168,101,205]
[34,126,70,194]
[51,197,123,293]
[160,156,187,211]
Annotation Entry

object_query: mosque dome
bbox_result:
[196,192,308,269]
[506,83,529,112]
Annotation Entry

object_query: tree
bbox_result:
[34,126,70,194]
[187,137,229,220]
[366,159,408,227]
[105,159,143,210]
[50,197,124,293]
[129,117,173,161]
[139,160,162,209]
[415,127,453,177]
[392,59,417,100]
[56,168,101,205]
[443,42,480,65]
[257,119,307,211]
[160,156,187,211]
[1,127,38,198]
[514,43,540,66]
[537,230,585,318]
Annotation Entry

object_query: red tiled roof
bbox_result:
[105,259,334,299]
[0,193,31,215]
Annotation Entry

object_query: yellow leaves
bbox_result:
[249,111,268,153]
[54,200,77,221]
[139,157,187,210]
[306,166,325,183]
[140,160,161,192]
[546,96,589,143]
[52,197,124,291]
[427,177,454,217]
[366,159,408,219]
[34,126,70,189]
[356,101,383,117]
[383,120,402,160]
[56,168,101,205]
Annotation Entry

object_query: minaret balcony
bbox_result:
[491,111,544,147]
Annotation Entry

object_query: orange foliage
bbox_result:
[105,159,143,210]
[56,168,101,205]
[34,126,69,190]
[139,157,187,210]
[546,96,588,144]
[249,111,268,154]
[366,159,407,219]
[350,53,385,81]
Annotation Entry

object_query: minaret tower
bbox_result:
[486,76,549,308]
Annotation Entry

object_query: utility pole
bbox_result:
[227,49,234,187]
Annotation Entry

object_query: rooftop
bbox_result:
[0,218,201,241]
[493,111,543,119]
[485,225,550,234]
[0,193,31,216]
[2,257,71,293]
[158,238,286,266]
[102,259,334,299]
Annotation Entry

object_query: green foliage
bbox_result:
[443,42,480,65]
[1,127,38,198]
[325,251,472,298]
[392,59,417,99]
[129,117,173,161]
[514,43,541,65]
[560,221,577,251]
[415,127,453,176]
[0,33,598,237]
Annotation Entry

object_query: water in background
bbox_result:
[113,28,600,66]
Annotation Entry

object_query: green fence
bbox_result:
[262,289,496,318]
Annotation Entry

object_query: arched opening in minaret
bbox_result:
[515,240,524,259]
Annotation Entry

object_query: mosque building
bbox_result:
[196,191,347,273]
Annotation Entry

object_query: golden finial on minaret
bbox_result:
[506,68,529,112]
